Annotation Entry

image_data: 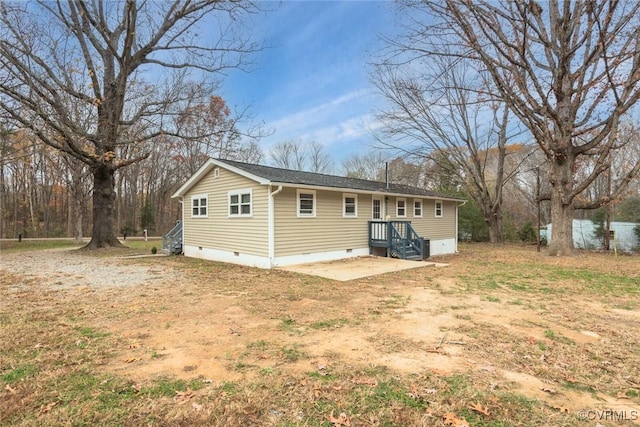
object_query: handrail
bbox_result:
[162,220,183,254]
[368,220,424,260]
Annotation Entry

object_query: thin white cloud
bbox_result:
[267,89,371,135]
[301,113,383,146]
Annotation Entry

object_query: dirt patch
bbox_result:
[2,244,639,425]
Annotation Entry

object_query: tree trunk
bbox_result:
[0,162,4,239]
[85,164,122,249]
[73,174,84,243]
[487,212,503,244]
[548,158,575,256]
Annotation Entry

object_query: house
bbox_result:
[542,219,639,252]
[169,158,465,268]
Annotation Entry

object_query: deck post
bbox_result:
[386,221,392,257]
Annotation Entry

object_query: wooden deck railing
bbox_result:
[368,221,426,260]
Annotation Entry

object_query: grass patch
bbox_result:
[460,259,639,298]
[280,346,307,363]
[309,318,348,329]
[0,239,83,253]
[1,364,39,383]
[77,326,110,339]
[380,293,411,309]
[543,329,575,345]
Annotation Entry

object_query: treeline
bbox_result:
[1,129,177,239]
[0,90,270,240]
[2,124,638,241]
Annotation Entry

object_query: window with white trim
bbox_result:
[297,190,316,217]
[372,198,382,220]
[396,198,406,217]
[343,193,357,217]
[228,189,252,217]
[191,195,208,218]
[435,200,443,218]
[414,199,423,217]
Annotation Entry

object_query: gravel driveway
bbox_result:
[1,249,179,291]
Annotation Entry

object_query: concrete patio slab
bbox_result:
[278,256,448,281]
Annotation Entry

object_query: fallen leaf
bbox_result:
[313,383,322,398]
[468,402,490,416]
[443,412,471,427]
[40,401,58,414]
[4,384,17,394]
[192,402,203,412]
[328,410,351,426]
[351,377,378,387]
[174,388,195,405]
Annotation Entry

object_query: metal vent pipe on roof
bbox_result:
[385,162,389,190]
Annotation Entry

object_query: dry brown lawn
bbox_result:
[1,242,639,426]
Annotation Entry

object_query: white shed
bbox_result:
[543,219,639,252]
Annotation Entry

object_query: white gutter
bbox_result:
[268,185,283,266]
[456,200,466,253]
[266,181,464,203]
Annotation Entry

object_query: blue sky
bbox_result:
[220,1,401,166]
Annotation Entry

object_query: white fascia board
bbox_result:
[268,181,464,203]
[172,159,270,198]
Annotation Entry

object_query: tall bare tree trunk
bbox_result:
[0,162,4,239]
[487,211,503,244]
[73,174,84,243]
[548,156,575,256]
[85,164,121,249]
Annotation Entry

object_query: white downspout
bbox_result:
[179,198,184,251]
[456,200,467,253]
[268,185,283,267]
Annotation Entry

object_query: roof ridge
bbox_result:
[216,158,389,185]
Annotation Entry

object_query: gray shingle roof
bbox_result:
[217,158,462,200]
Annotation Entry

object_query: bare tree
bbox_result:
[307,141,333,174]
[270,141,296,169]
[402,0,640,255]
[235,140,265,164]
[269,140,332,172]
[175,96,241,162]
[373,57,526,242]
[341,151,387,180]
[0,0,260,248]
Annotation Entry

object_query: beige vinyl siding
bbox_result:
[382,196,456,240]
[274,187,372,257]
[407,198,456,240]
[183,168,268,257]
